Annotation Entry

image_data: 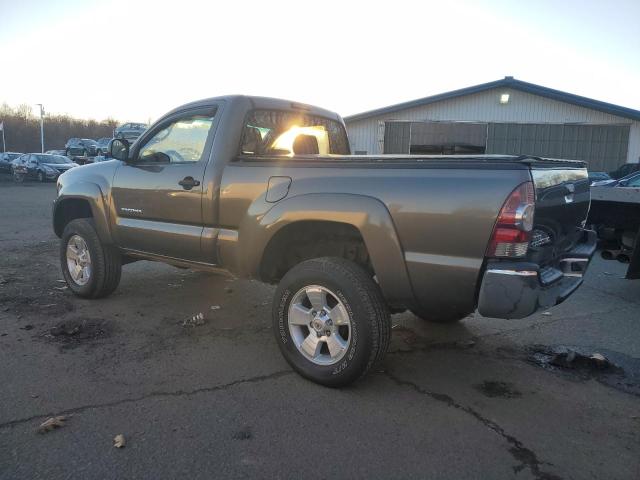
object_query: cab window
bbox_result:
[239,109,350,156]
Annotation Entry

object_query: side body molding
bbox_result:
[53,182,113,244]
[237,193,412,306]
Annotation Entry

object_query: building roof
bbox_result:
[343,76,640,123]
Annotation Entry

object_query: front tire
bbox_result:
[273,257,390,387]
[60,218,122,298]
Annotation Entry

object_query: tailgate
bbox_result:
[528,165,590,268]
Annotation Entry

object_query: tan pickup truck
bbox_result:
[53,95,596,386]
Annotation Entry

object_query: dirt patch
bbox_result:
[0,293,74,317]
[44,318,113,349]
[475,381,522,399]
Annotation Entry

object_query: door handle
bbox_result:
[178,176,200,190]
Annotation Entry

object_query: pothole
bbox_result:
[528,345,640,397]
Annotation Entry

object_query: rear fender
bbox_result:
[242,193,412,306]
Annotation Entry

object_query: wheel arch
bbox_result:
[246,193,412,307]
[53,182,112,244]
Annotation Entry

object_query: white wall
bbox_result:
[345,87,640,163]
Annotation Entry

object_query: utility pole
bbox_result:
[36,104,45,153]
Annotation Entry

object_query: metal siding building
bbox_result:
[345,78,640,171]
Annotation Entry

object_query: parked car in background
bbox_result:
[588,171,611,185]
[0,152,22,173]
[13,153,78,182]
[114,122,147,141]
[615,172,640,188]
[95,137,112,155]
[65,138,98,158]
[609,163,640,179]
[10,154,28,173]
[592,171,640,187]
[45,149,67,156]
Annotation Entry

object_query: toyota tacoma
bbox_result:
[53,95,596,386]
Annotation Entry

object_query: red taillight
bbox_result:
[487,181,535,258]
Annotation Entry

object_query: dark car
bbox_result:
[592,171,640,187]
[95,137,112,155]
[588,171,611,185]
[10,154,28,173]
[609,163,640,179]
[615,172,640,188]
[65,138,98,158]
[13,153,78,182]
[114,123,147,141]
[0,152,22,173]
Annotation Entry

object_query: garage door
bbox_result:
[383,122,411,154]
[383,121,487,154]
[486,123,630,171]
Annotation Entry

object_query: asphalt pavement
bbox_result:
[0,179,639,479]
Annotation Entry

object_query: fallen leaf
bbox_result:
[38,416,67,433]
[210,305,221,310]
[113,434,126,448]
[541,311,552,316]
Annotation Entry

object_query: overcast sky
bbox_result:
[1,0,639,123]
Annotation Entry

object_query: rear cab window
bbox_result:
[239,109,349,157]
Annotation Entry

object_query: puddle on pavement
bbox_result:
[475,380,522,398]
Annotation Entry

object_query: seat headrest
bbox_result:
[292,134,319,155]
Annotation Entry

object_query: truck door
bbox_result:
[111,106,219,262]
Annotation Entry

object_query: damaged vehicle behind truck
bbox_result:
[52,95,596,386]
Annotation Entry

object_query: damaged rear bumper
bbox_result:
[478,230,597,319]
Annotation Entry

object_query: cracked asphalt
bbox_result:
[1,180,639,480]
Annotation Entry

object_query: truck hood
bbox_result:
[57,159,121,192]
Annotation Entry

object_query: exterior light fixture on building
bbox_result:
[500,93,510,104]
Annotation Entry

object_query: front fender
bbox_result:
[240,193,412,306]
[53,181,113,244]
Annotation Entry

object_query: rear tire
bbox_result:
[273,257,390,387]
[60,218,122,299]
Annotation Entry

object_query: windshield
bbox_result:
[82,139,97,146]
[240,110,349,156]
[37,155,72,164]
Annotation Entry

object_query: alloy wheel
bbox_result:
[287,285,351,366]
[66,235,92,286]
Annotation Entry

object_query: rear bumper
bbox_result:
[477,230,597,319]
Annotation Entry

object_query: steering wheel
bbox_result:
[165,149,185,163]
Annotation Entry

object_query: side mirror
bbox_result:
[110,138,130,161]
